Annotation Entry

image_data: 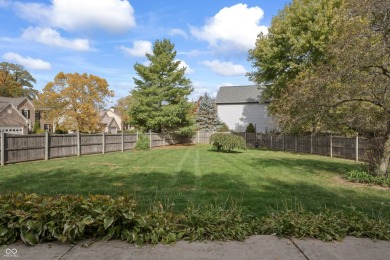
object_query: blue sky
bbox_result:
[0,0,290,105]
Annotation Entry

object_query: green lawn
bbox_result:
[1,145,389,217]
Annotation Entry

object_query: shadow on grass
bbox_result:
[1,166,388,217]
[207,149,244,154]
[249,155,358,174]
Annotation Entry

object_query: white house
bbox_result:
[215,85,275,133]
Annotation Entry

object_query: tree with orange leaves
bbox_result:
[37,72,114,133]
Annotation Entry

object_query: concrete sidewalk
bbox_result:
[1,235,389,260]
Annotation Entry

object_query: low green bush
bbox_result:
[257,206,390,241]
[0,194,252,246]
[1,194,389,246]
[217,123,230,132]
[344,170,390,187]
[209,133,246,152]
[135,134,150,150]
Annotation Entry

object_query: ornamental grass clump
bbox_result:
[209,133,246,152]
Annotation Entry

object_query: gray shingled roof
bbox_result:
[215,85,264,104]
[0,97,27,107]
[0,103,27,126]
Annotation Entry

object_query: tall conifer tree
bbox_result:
[129,39,193,133]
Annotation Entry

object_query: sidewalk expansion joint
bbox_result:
[58,241,80,260]
[289,238,310,260]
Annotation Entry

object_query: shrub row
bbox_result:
[0,194,252,246]
[344,170,390,187]
[1,193,389,246]
[258,207,390,241]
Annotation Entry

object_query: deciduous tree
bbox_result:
[37,72,114,133]
[0,62,38,99]
[129,39,194,133]
[247,0,342,101]
[113,95,133,129]
[253,0,390,175]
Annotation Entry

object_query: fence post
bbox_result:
[45,131,49,160]
[121,131,124,152]
[197,130,200,144]
[283,135,285,150]
[136,130,139,142]
[102,132,105,154]
[149,130,152,148]
[355,135,359,162]
[310,134,313,154]
[77,131,81,156]
[330,135,333,158]
[295,136,298,152]
[270,135,273,149]
[1,131,4,166]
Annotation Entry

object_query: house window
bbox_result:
[22,109,30,119]
[35,111,40,121]
[44,124,51,132]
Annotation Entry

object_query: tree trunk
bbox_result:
[377,135,390,176]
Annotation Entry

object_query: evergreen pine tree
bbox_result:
[129,39,193,133]
[196,92,222,131]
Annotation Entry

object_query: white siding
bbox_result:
[217,103,273,133]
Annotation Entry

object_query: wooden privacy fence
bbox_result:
[252,134,370,162]
[0,131,191,166]
[0,131,370,165]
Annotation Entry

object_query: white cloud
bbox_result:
[176,60,194,74]
[0,0,10,8]
[191,4,267,52]
[178,49,210,57]
[3,52,51,70]
[169,29,188,39]
[221,82,235,87]
[142,60,151,66]
[21,27,91,51]
[119,40,152,57]
[15,0,135,33]
[202,60,247,76]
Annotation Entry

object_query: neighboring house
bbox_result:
[215,85,275,133]
[34,108,53,132]
[106,108,127,131]
[0,102,29,134]
[0,97,35,134]
[99,111,120,134]
[0,96,52,134]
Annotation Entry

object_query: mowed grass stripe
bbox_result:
[0,145,389,217]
